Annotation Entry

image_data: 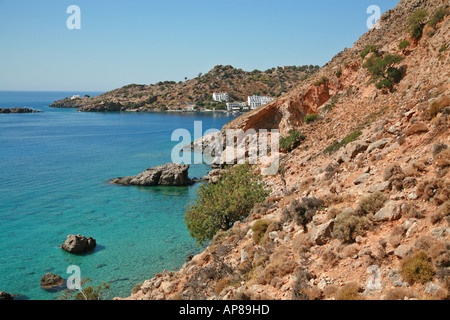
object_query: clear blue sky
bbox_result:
[0,0,399,91]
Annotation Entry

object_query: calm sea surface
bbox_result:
[0,91,237,299]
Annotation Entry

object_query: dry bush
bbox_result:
[322,248,339,267]
[333,209,370,243]
[214,278,231,295]
[323,285,338,299]
[281,197,324,232]
[356,192,388,217]
[384,288,418,300]
[414,235,439,251]
[257,246,297,285]
[336,282,364,300]
[291,268,314,300]
[251,220,273,244]
[429,242,450,283]
[400,251,435,284]
[292,233,312,255]
[434,148,450,166]
[403,160,427,177]
[431,143,448,158]
[401,202,424,219]
[383,164,404,181]
[416,178,449,205]
[305,286,323,300]
[341,243,359,258]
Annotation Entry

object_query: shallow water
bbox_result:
[0,91,236,299]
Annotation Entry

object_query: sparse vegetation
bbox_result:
[314,76,329,87]
[428,7,447,29]
[282,197,324,232]
[57,278,111,300]
[252,220,273,244]
[399,40,411,50]
[356,191,388,216]
[279,130,306,152]
[304,113,320,124]
[400,251,435,284]
[184,164,270,246]
[336,282,363,300]
[407,10,428,41]
[360,44,377,60]
[335,69,343,78]
[333,209,370,243]
[324,130,362,154]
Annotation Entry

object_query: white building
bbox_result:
[226,102,247,111]
[247,96,275,109]
[71,95,80,100]
[212,93,229,102]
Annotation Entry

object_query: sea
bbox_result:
[0,91,237,300]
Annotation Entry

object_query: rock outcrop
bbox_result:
[61,234,97,254]
[0,108,41,113]
[40,273,64,290]
[112,163,193,186]
[0,291,13,300]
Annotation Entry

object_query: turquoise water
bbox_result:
[0,91,237,300]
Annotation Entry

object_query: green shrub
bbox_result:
[398,40,411,50]
[336,69,343,78]
[304,114,320,124]
[58,278,111,300]
[184,164,270,246]
[279,130,306,152]
[439,44,448,53]
[314,76,329,87]
[356,191,388,216]
[400,251,435,284]
[324,130,362,154]
[252,220,273,244]
[333,209,370,243]
[428,7,447,29]
[360,44,378,60]
[407,10,428,41]
[363,53,404,90]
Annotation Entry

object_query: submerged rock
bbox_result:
[0,291,14,300]
[61,234,97,254]
[40,273,64,290]
[112,163,193,186]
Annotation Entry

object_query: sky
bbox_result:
[0,0,400,91]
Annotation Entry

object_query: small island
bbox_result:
[0,107,41,113]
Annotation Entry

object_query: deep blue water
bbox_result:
[0,91,237,300]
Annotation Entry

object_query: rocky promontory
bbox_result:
[112,163,194,187]
[0,108,41,113]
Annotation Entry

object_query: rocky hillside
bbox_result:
[121,0,449,300]
[50,65,319,112]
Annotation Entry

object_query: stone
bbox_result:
[310,220,334,245]
[40,273,64,289]
[353,173,370,185]
[366,138,390,154]
[61,234,97,254]
[405,123,429,136]
[430,227,449,240]
[0,291,13,300]
[112,163,193,186]
[373,202,401,222]
[394,245,412,259]
[424,282,443,295]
